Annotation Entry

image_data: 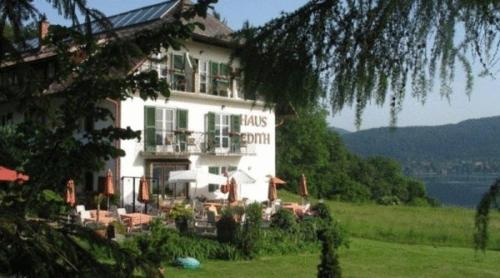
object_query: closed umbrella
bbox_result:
[299,174,309,203]
[268,176,286,203]
[138,176,150,213]
[228,177,238,204]
[65,179,76,207]
[103,169,115,210]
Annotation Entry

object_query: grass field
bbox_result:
[169,191,500,277]
[168,238,500,277]
[281,190,500,249]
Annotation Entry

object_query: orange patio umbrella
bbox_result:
[228,177,238,204]
[0,166,29,184]
[299,174,309,197]
[268,176,286,202]
[65,179,76,207]
[103,169,115,210]
[138,176,150,213]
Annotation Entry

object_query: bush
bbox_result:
[216,208,239,244]
[377,195,400,206]
[238,203,262,259]
[121,219,241,265]
[270,208,297,232]
[317,228,342,278]
[169,205,193,234]
[312,203,332,222]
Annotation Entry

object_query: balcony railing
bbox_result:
[140,129,255,157]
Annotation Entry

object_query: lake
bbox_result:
[414,174,500,208]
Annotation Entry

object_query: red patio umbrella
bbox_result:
[64,179,76,207]
[228,177,238,204]
[138,176,150,213]
[0,166,29,184]
[103,169,115,210]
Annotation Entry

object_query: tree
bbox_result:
[235,0,499,127]
[474,180,500,251]
[0,0,216,276]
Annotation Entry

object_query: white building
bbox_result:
[0,1,276,208]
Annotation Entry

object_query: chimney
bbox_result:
[38,17,49,44]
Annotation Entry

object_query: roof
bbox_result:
[90,0,179,33]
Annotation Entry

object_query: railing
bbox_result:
[141,129,255,156]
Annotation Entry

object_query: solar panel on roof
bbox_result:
[99,0,179,32]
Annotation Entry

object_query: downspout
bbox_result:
[105,98,121,195]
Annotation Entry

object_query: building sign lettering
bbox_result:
[240,114,270,145]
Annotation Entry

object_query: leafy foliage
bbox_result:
[0,0,216,276]
[238,203,263,259]
[270,208,297,232]
[235,0,500,127]
[277,105,430,204]
[474,179,500,251]
[216,208,240,244]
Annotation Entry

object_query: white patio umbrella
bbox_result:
[227,169,256,199]
[227,169,256,184]
[168,169,227,198]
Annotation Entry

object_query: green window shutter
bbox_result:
[208,184,219,192]
[144,106,156,151]
[209,61,219,76]
[206,112,216,152]
[230,114,241,152]
[220,63,229,77]
[208,167,219,175]
[228,166,237,172]
[176,109,188,129]
[176,109,188,151]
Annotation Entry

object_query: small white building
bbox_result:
[0,1,276,208]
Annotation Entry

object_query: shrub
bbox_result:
[238,202,262,259]
[312,203,332,222]
[169,205,193,234]
[216,208,239,244]
[317,228,342,278]
[377,195,400,206]
[270,208,297,232]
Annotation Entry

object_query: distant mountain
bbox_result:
[329,126,351,135]
[341,116,500,172]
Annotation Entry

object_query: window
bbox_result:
[215,114,230,149]
[209,61,231,96]
[209,166,237,175]
[208,184,219,192]
[206,113,241,152]
[144,107,189,152]
[199,61,208,93]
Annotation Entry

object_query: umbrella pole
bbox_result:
[107,196,110,211]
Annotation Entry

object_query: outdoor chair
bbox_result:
[194,210,217,235]
[75,205,86,214]
[76,210,92,226]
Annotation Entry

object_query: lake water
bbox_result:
[414,174,500,208]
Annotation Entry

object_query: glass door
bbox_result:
[151,162,189,199]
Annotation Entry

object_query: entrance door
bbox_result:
[151,162,189,199]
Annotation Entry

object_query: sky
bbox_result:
[33,0,500,131]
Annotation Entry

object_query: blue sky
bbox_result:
[33,0,500,131]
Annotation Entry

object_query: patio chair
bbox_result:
[76,210,92,226]
[76,205,85,214]
[194,210,217,235]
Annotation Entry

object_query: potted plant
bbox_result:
[169,205,193,234]
[91,194,107,238]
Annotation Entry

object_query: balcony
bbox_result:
[139,129,255,158]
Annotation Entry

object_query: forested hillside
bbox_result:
[341,116,500,174]
[277,106,433,205]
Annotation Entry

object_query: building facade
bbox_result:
[0,0,276,207]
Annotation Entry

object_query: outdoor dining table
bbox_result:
[88,210,115,225]
[121,213,153,227]
[282,203,305,216]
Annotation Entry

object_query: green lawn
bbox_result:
[168,192,500,277]
[168,237,500,277]
[281,190,500,249]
